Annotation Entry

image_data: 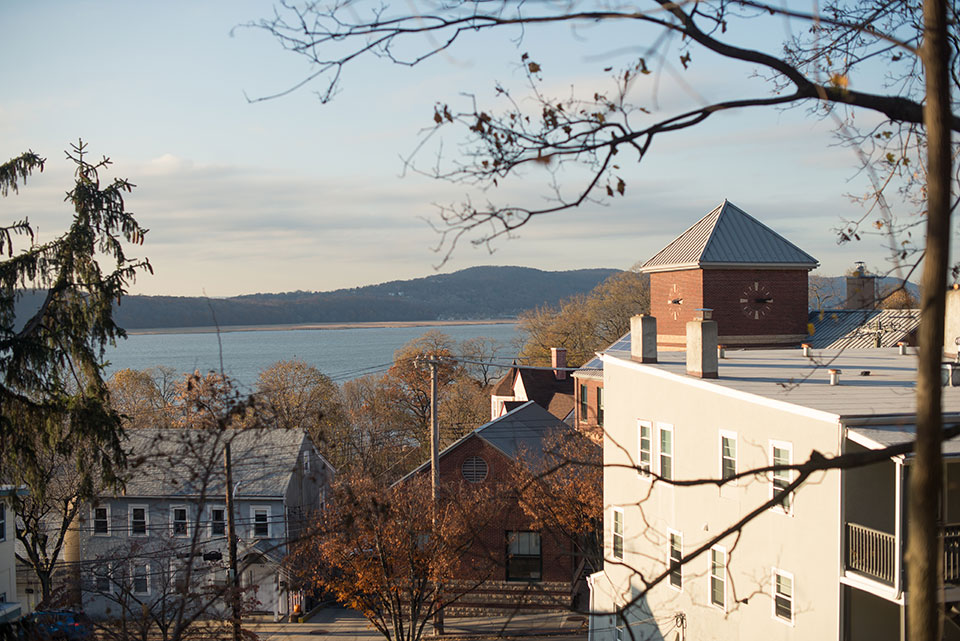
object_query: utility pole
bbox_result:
[422,357,444,635]
[224,442,241,641]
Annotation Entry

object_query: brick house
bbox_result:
[402,401,593,614]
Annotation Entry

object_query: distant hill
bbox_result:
[54,266,618,330]
[809,274,920,309]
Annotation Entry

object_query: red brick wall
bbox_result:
[422,435,572,585]
[574,379,604,445]
[702,269,809,337]
[649,270,705,338]
[649,268,808,342]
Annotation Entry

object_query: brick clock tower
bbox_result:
[640,200,819,349]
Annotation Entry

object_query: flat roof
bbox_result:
[603,345,960,417]
[848,423,960,457]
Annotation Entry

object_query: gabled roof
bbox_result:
[400,401,574,481]
[491,367,575,420]
[807,308,920,349]
[119,428,313,499]
[640,200,819,273]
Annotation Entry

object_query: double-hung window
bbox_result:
[506,531,542,581]
[210,507,226,537]
[93,506,110,536]
[773,569,794,623]
[132,563,149,595]
[171,506,188,537]
[130,505,148,537]
[658,423,674,481]
[0,502,6,542]
[637,421,652,478]
[612,508,624,560]
[252,507,270,538]
[668,530,682,589]
[579,384,589,422]
[720,431,737,482]
[93,568,111,593]
[771,441,794,513]
[597,388,604,427]
[710,546,726,610]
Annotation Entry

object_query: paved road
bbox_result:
[247,607,589,641]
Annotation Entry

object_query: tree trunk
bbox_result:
[907,1,952,640]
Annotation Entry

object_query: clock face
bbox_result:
[667,283,683,320]
[739,281,774,319]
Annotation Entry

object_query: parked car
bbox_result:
[18,611,94,641]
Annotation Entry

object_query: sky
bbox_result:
[0,1,930,297]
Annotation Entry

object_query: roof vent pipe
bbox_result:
[631,315,658,363]
[802,343,811,358]
[718,344,726,359]
[898,341,907,356]
[829,369,841,386]
[687,309,718,379]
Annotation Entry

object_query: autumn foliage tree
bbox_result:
[519,270,649,366]
[294,476,497,641]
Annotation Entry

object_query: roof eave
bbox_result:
[640,260,819,274]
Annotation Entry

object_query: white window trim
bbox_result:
[131,562,150,595]
[772,567,795,626]
[129,504,149,537]
[93,566,112,593]
[657,422,674,481]
[251,505,271,539]
[719,430,738,485]
[709,545,727,612]
[611,507,624,561]
[637,420,653,480]
[92,504,111,537]
[170,504,189,538]
[209,505,227,537]
[770,440,795,516]
[667,528,682,592]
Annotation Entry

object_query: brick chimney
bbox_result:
[630,314,658,363]
[687,309,718,379]
[551,347,567,380]
[845,261,878,310]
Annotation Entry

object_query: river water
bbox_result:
[102,322,521,391]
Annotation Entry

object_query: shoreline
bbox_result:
[126,319,518,336]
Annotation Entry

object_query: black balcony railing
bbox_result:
[846,522,960,587]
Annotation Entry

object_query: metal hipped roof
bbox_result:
[640,200,819,273]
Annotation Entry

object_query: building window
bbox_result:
[93,506,110,536]
[94,570,111,593]
[0,502,6,542]
[597,387,604,427]
[638,421,652,477]
[710,547,726,609]
[668,531,682,589]
[506,531,541,581]
[302,453,311,474]
[252,507,270,538]
[210,507,226,537]
[615,605,624,641]
[659,423,674,481]
[720,431,737,482]
[579,384,588,422]
[612,508,624,560]
[771,442,794,513]
[461,456,489,483]
[130,505,148,537]
[773,569,794,623]
[171,506,188,537]
[132,564,149,595]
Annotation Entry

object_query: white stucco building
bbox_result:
[589,315,960,641]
